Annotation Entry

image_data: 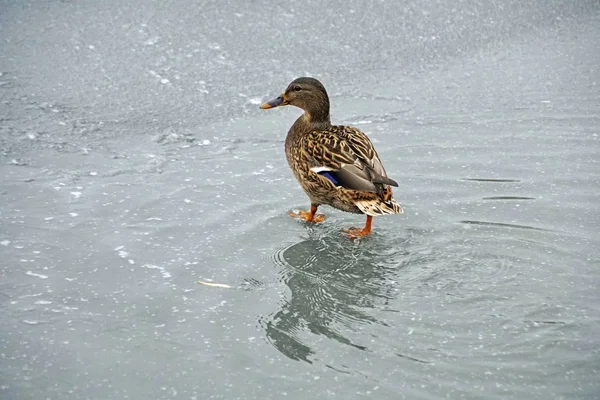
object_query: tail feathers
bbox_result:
[355,198,404,216]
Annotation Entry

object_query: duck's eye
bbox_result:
[293,85,302,92]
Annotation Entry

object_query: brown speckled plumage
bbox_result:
[260,77,403,236]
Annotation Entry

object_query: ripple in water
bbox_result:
[461,178,522,182]
[260,236,377,362]
[482,196,536,201]
[459,220,550,232]
[256,219,526,366]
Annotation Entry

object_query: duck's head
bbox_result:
[260,77,330,122]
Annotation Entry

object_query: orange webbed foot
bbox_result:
[342,215,373,239]
[341,227,371,238]
[288,210,326,223]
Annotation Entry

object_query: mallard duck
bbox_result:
[260,77,403,237]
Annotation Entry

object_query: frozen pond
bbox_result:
[1,1,599,399]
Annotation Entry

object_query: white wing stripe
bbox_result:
[310,166,333,173]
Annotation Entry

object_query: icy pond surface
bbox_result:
[1,1,599,399]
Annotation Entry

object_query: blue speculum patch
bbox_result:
[318,171,339,185]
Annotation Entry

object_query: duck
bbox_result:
[260,77,403,237]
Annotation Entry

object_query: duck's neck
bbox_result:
[285,110,332,157]
[291,110,332,134]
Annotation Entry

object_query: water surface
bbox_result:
[1,1,599,399]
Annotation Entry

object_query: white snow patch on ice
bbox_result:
[26,271,48,279]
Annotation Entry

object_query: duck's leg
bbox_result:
[288,204,326,223]
[342,215,373,238]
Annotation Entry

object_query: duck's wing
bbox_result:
[300,125,398,194]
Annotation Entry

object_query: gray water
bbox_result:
[1,1,599,399]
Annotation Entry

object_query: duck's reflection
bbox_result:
[263,234,404,363]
